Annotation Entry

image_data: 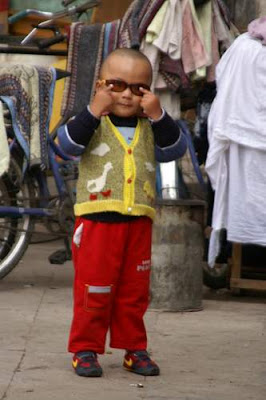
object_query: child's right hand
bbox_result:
[90,80,114,118]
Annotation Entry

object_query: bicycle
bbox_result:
[0,1,100,279]
[8,0,100,50]
[0,91,79,279]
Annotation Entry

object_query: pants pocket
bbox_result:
[83,284,112,312]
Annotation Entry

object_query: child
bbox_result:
[58,48,187,377]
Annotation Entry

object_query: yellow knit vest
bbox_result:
[74,116,156,220]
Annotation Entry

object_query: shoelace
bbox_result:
[77,351,97,362]
[131,351,151,362]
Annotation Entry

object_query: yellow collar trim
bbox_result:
[105,116,140,151]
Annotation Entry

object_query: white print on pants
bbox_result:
[73,223,84,247]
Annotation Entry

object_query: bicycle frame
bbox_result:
[0,136,77,219]
[8,1,100,46]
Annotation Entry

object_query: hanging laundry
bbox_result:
[145,1,169,44]
[205,33,266,266]
[61,22,105,118]
[181,0,209,74]
[206,17,220,82]
[61,0,236,121]
[159,55,190,89]
[153,0,182,60]
[118,0,165,48]
[192,0,212,80]
[212,0,235,52]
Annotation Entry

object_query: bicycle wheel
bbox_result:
[0,159,34,279]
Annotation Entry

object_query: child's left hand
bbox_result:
[139,87,163,120]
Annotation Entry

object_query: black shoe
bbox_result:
[72,351,102,377]
[123,350,160,376]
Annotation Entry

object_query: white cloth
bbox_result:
[155,89,181,120]
[140,41,160,91]
[140,0,182,91]
[0,102,10,177]
[205,33,266,266]
[145,1,169,44]
[153,0,182,60]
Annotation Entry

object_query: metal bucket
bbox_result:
[159,161,179,200]
[150,200,205,312]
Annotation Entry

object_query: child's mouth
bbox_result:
[118,103,132,107]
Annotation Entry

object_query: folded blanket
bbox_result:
[0,64,56,168]
[61,22,105,118]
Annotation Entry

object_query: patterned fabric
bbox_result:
[159,54,191,90]
[75,116,156,219]
[0,64,56,169]
[0,101,9,176]
[61,22,105,118]
[118,0,165,48]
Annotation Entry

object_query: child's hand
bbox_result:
[139,88,163,120]
[90,80,114,118]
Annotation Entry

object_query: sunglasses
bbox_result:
[103,79,150,96]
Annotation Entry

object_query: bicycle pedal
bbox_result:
[48,249,72,264]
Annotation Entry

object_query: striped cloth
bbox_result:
[61,22,105,118]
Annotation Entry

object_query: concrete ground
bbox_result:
[0,238,265,400]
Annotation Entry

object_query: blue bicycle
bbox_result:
[0,0,100,279]
[0,94,79,279]
[0,98,77,278]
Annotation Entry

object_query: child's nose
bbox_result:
[122,87,132,97]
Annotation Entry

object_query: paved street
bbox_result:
[0,239,265,400]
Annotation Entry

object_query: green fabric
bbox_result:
[75,116,156,216]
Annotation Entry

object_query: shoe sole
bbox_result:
[74,368,102,377]
[123,366,160,376]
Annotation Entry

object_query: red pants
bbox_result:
[68,216,152,354]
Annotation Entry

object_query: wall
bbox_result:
[92,0,133,23]
[10,0,69,12]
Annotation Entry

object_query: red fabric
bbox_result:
[0,1,8,12]
[68,216,152,354]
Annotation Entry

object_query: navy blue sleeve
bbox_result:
[151,111,180,148]
[151,112,187,162]
[66,106,100,146]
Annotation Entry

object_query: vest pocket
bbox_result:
[83,284,112,312]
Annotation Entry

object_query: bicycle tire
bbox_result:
[0,159,34,279]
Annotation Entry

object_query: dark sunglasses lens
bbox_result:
[131,84,150,96]
[130,84,143,96]
[106,80,127,92]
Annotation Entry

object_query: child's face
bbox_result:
[100,55,152,118]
